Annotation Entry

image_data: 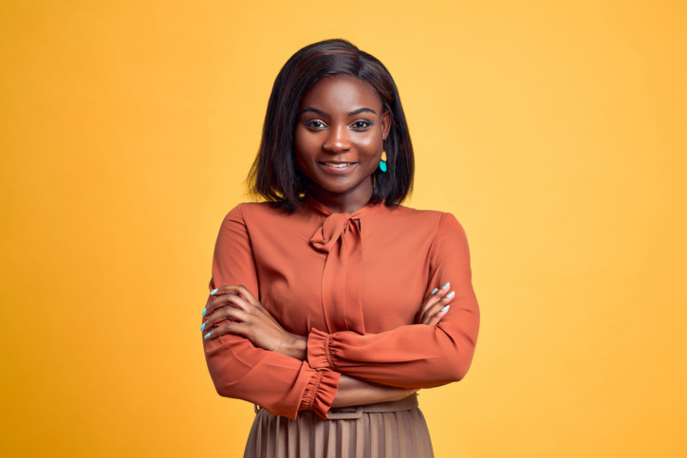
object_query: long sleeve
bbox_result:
[203,204,340,420]
[306,212,479,389]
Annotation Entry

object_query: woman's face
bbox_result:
[294,75,390,210]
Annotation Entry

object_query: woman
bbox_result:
[201,39,479,457]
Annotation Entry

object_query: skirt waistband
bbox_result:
[253,394,419,420]
[326,393,419,420]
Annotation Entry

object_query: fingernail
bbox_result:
[431,288,438,294]
[211,288,218,295]
[204,332,211,339]
[200,323,205,331]
[441,305,450,312]
[441,282,450,290]
[202,308,207,316]
[446,291,455,298]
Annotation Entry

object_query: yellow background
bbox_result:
[1,1,685,456]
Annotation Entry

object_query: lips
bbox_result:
[320,162,356,168]
[317,161,358,173]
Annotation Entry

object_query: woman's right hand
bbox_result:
[201,285,307,360]
[415,282,455,325]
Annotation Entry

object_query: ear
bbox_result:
[381,110,391,141]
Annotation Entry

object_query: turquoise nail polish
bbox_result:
[211,288,218,295]
[200,323,205,331]
[202,308,207,316]
[446,291,455,298]
[441,282,450,289]
[204,332,211,339]
[441,305,450,312]
[431,288,438,294]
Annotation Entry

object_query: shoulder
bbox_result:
[384,203,465,237]
[223,201,293,224]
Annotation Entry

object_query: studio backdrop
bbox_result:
[1,1,685,456]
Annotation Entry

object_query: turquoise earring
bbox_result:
[379,150,387,172]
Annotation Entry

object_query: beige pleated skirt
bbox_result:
[243,394,434,458]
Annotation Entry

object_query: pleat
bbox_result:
[356,413,366,456]
[369,411,380,458]
[242,408,434,458]
[287,413,297,457]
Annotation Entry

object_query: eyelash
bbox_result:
[306,120,326,129]
[304,120,373,130]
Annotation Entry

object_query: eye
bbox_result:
[305,120,327,130]
[351,120,373,130]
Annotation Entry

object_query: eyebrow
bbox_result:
[299,107,377,116]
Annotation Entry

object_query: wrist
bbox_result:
[283,334,307,361]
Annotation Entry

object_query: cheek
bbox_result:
[294,130,313,176]
[293,128,305,153]
[294,128,319,155]
[294,151,310,177]
[353,132,381,152]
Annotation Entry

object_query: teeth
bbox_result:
[323,162,353,168]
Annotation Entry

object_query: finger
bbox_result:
[426,305,450,326]
[419,290,455,324]
[418,289,450,323]
[203,293,252,317]
[214,285,271,316]
[417,296,440,323]
[424,282,451,301]
[202,306,251,331]
[420,282,452,316]
[203,321,249,341]
[203,294,233,317]
[422,292,456,325]
[209,285,253,304]
[424,287,438,301]
[420,302,443,325]
[210,285,258,305]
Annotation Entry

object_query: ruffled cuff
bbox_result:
[307,328,334,370]
[298,368,340,419]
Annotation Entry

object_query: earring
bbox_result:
[379,150,387,172]
[372,173,377,188]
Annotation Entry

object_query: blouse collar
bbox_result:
[303,193,385,219]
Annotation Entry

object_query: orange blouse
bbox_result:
[203,194,480,420]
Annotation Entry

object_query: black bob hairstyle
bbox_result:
[247,39,414,213]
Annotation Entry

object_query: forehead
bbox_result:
[299,75,382,111]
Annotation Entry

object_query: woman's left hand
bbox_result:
[415,282,455,325]
[201,285,307,361]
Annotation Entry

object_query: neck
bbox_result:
[309,181,374,214]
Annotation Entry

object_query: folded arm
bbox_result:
[203,281,450,409]
[202,204,339,419]
[305,212,480,389]
[203,206,478,417]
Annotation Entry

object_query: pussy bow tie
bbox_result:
[309,212,365,333]
[310,212,361,253]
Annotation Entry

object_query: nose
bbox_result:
[323,124,351,153]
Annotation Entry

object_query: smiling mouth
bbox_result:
[319,162,357,168]
[317,161,358,174]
